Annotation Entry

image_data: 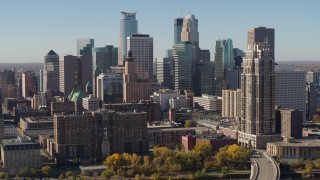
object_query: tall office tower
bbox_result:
[44,50,60,97]
[214,39,234,96]
[248,27,275,58]
[200,49,210,62]
[39,70,44,92]
[181,14,200,62]
[118,12,138,66]
[172,41,194,91]
[306,71,320,85]
[275,71,306,122]
[306,84,317,120]
[233,48,245,67]
[279,109,303,139]
[77,38,94,56]
[54,112,102,163]
[123,51,152,103]
[127,34,153,80]
[238,43,281,149]
[156,57,172,89]
[0,69,16,100]
[174,18,184,44]
[226,67,242,90]
[92,45,118,95]
[59,55,92,96]
[96,73,123,103]
[102,110,148,155]
[181,14,199,46]
[194,62,215,96]
[22,71,37,98]
[222,89,241,123]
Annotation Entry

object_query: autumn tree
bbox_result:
[184,120,197,127]
[41,166,52,176]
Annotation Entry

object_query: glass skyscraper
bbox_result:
[118,12,138,66]
[77,38,94,56]
[174,18,183,44]
[43,50,60,97]
[172,41,194,91]
[92,45,118,74]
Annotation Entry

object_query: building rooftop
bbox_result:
[20,116,52,123]
[268,138,320,147]
[47,50,57,56]
[148,126,209,132]
[1,136,37,146]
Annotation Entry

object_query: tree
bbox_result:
[303,162,314,177]
[31,168,40,176]
[41,165,52,176]
[221,166,228,176]
[101,170,114,178]
[0,172,5,179]
[184,120,197,127]
[65,171,73,177]
[104,153,124,170]
[58,173,66,180]
[19,167,30,176]
[193,141,212,161]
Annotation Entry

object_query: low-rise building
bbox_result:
[20,116,53,132]
[51,97,75,115]
[218,126,238,140]
[193,95,222,112]
[267,138,320,160]
[150,89,184,111]
[182,134,238,151]
[147,127,210,147]
[0,136,41,170]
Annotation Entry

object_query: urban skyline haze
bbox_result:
[0,0,319,62]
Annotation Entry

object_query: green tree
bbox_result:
[65,171,73,177]
[184,120,197,127]
[0,172,6,179]
[101,170,114,178]
[19,167,30,176]
[221,166,228,176]
[58,173,66,180]
[41,165,52,176]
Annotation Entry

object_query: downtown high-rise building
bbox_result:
[181,14,200,62]
[194,62,215,96]
[214,39,234,96]
[92,45,118,73]
[275,70,306,122]
[59,55,92,96]
[77,38,94,56]
[43,50,60,97]
[248,27,275,58]
[172,41,194,91]
[96,73,123,103]
[238,43,281,149]
[22,71,37,98]
[118,12,138,66]
[123,51,152,103]
[174,18,184,44]
[156,57,172,89]
[127,34,153,80]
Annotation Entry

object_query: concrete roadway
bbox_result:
[253,156,277,180]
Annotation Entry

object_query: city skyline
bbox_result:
[0,0,319,63]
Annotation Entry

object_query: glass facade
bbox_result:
[92,45,118,74]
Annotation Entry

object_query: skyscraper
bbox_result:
[123,51,152,103]
[118,12,138,66]
[194,62,215,96]
[172,41,194,91]
[181,14,199,47]
[43,50,60,97]
[127,34,153,80]
[96,73,123,103]
[238,43,281,149]
[59,55,92,96]
[77,38,94,56]
[214,39,234,96]
[22,71,37,98]
[174,18,184,44]
[181,14,200,62]
[248,27,275,58]
[275,71,306,122]
[200,49,210,62]
[156,57,172,89]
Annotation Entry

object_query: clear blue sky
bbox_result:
[0,0,319,62]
